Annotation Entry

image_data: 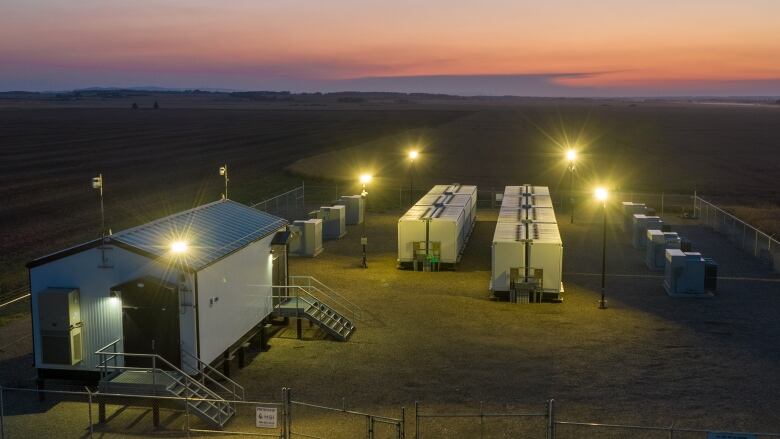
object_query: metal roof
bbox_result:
[108,199,287,271]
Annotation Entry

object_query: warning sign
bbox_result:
[256,407,278,428]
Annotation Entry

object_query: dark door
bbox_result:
[271,239,290,305]
[115,277,180,369]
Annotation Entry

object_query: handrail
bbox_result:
[695,195,779,243]
[182,349,245,401]
[95,342,232,425]
[289,276,363,322]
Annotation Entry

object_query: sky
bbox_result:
[1,0,779,96]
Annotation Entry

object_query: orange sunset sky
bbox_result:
[1,0,779,95]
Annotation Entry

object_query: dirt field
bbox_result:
[0,105,467,290]
[1,205,779,438]
[2,98,779,292]
[1,96,779,437]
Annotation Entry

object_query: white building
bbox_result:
[28,199,289,379]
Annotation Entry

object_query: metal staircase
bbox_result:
[96,340,245,429]
[272,276,360,341]
[166,371,235,428]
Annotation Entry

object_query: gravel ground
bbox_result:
[2,205,779,438]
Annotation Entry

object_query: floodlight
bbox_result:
[171,241,189,254]
[595,187,608,201]
[566,149,577,162]
[408,150,419,160]
[360,174,372,185]
[219,166,226,176]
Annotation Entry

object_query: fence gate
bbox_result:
[288,390,403,439]
[414,401,549,439]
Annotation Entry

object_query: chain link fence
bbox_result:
[0,386,402,439]
[3,386,780,438]
[414,401,548,438]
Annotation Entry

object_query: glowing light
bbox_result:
[566,149,577,162]
[171,241,189,254]
[360,174,372,185]
[408,150,419,160]
[595,187,608,201]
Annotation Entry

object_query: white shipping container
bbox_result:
[491,222,562,295]
[491,222,525,292]
[398,203,467,264]
[491,185,562,298]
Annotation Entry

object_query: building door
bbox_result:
[271,231,290,304]
[113,276,181,369]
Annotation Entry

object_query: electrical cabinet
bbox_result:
[289,219,323,257]
[336,195,364,225]
[318,205,346,240]
[621,202,647,233]
[664,249,706,295]
[38,288,82,365]
[646,230,681,270]
[632,214,663,249]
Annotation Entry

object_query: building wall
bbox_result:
[196,230,280,365]
[29,245,195,372]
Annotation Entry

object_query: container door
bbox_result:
[116,277,180,369]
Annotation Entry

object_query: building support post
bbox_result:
[238,344,246,369]
[36,378,45,402]
[222,351,230,377]
[152,401,160,429]
[99,400,106,424]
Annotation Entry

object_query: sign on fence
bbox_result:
[707,432,757,439]
[256,407,278,428]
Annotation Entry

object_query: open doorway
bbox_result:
[112,276,180,369]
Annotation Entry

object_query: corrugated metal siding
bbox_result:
[110,200,287,271]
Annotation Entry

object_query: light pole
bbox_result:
[595,187,608,309]
[360,174,372,268]
[408,150,418,206]
[566,149,576,223]
[219,164,229,199]
[92,174,107,266]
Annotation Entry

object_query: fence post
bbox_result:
[546,399,555,439]
[366,415,374,439]
[400,406,405,439]
[755,230,759,257]
[85,386,94,439]
[286,388,293,439]
[1,385,5,439]
[414,401,420,439]
[660,192,665,218]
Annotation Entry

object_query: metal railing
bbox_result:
[95,339,236,426]
[694,194,779,271]
[182,348,245,402]
[289,275,363,322]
